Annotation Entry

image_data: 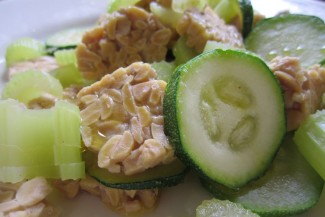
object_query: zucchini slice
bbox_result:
[201,134,324,217]
[83,151,188,190]
[163,49,286,188]
[245,14,325,67]
[46,27,89,50]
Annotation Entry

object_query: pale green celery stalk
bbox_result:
[50,64,84,88]
[150,2,182,28]
[2,70,63,104]
[5,38,45,66]
[214,0,240,23]
[54,49,77,66]
[107,0,141,13]
[173,37,197,66]
[151,61,176,82]
[0,99,84,183]
[171,0,206,13]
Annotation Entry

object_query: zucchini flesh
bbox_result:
[201,134,324,217]
[163,49,286,188]
[196,198,260,217]
[245,14,325,67]
[294,109,325,180]
[83,151,188,190]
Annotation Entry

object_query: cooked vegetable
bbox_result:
[238,0,253,37]
[173,37,197,66]
[163,49,286,188]
[214,0,241,23]
[0,99,84,183]
[50,64,84,88]
[84,151,187,190]
[54,49,77,66]
[294,109,325,180]
[201,134,324,217]
[149,2,182,28]
[196,198,260,217]
[46,27,89,50]
[245,14,325,67]
[2,70,63,104]
[107,0,140,13]
[5,38,45,66]
[151,61,176,82]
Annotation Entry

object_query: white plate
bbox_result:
[0,0,324,216]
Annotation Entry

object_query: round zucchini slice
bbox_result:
[163,49,286,188]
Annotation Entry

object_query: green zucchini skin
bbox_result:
[239,0,253,38]
[201,134,324,217]
[83,151,188,190]
[163,49,286,189]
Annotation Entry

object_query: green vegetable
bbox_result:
[196,198,260,217]
[163,49,286,188]
[173,37,198,66]
[83,151,188,190]
[149,2,182,28]
[203,40,238,53]
[107,0,140,13]
[5,37,45,66]
[54,49,77,66]
[50,64,84,88]
[46,27,89,50]
[0,99,84,183]
[171,0,206,13]
[202,134,324,217]
[214,0,241,23]
[294,109,325,180]
[245,14,325,67]
[238,0,253,37]
[2,70,63,104]
[151,61,176,82]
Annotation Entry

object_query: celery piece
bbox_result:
[294,110,325,180]
[203,40,237,53]
[214,0,241,23]
[171,0,206,13]
[173,37,197,66]
[107,0,140,13]
[207,0,222,8]
[54,49,77,66]
[2,70,63,104]
[50,64,83,88]
[0,99,84,183]
[5,38,45,66]
[151,61,175,82]
[150,2,182,28]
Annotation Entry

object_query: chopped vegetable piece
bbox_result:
[2,70,63,104]
[196,198,260,217]
[202,134,324,216]
[238,0,253,37]
[203,40,237,53]
[294,109,325,180]
[214,0,241,23]
[151,61,176,82]
[50,64,84,88]
[245,14,325,67]
[173,37,197,66]
[5,38,45,66]
[0,99,84,183]
[163,49,286,188]
[54,49,77,66]
[83,151,188,190]
[171,0,206,13]
[46,27,89,50]
[149,2,182,28]
[107,0,140,13]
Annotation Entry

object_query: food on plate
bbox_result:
[196,198,260,217]
[201,134,323,216]
[0,0,325,216]
[163,49,286,188]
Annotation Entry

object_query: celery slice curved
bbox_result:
[50,64,84,88]
[2,70,63,104]
[0,99,84,183]
[54,49,77,66]
[5,38,45,66]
